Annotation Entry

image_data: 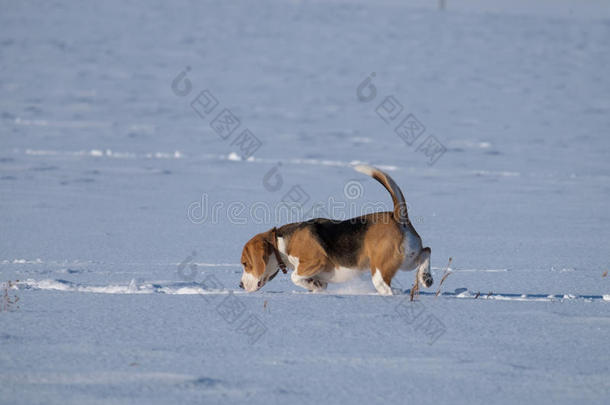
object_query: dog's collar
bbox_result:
[269,227,287,274]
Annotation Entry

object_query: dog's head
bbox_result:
[239,229,281,292]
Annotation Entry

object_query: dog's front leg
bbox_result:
[416,247,433,288]
[289,257,328,292]
[290,271,327,292]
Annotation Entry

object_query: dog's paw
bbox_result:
[421,273,433,288]
[307,278,327,292]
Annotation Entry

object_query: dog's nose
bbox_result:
[239,281,244,289]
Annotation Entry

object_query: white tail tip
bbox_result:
[353,164,375,176]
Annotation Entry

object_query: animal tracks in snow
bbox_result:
[13,278,610,303]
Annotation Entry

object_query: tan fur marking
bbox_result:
[363,216,405,288]
[286,228,332,277]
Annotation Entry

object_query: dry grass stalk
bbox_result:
[435,257,453,298]
[2,280,20,312]
[409,280,420,301]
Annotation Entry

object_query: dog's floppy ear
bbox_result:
[249,250,267,278]
[241,233,272,278]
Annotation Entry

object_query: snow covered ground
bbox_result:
[1,0,609,403]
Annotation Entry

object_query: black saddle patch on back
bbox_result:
[306,217,371,268]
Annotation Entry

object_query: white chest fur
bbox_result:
[277,237,298,269]
[318,266,365,283]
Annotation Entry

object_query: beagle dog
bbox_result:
[239,165,433,295]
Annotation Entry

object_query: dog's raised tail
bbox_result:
[354,165,408,224]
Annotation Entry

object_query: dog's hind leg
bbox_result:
[369,242,404,296]
[371,265,402,296]
[415,247,433,288]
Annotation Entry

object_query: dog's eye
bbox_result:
[242,262,248,268]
